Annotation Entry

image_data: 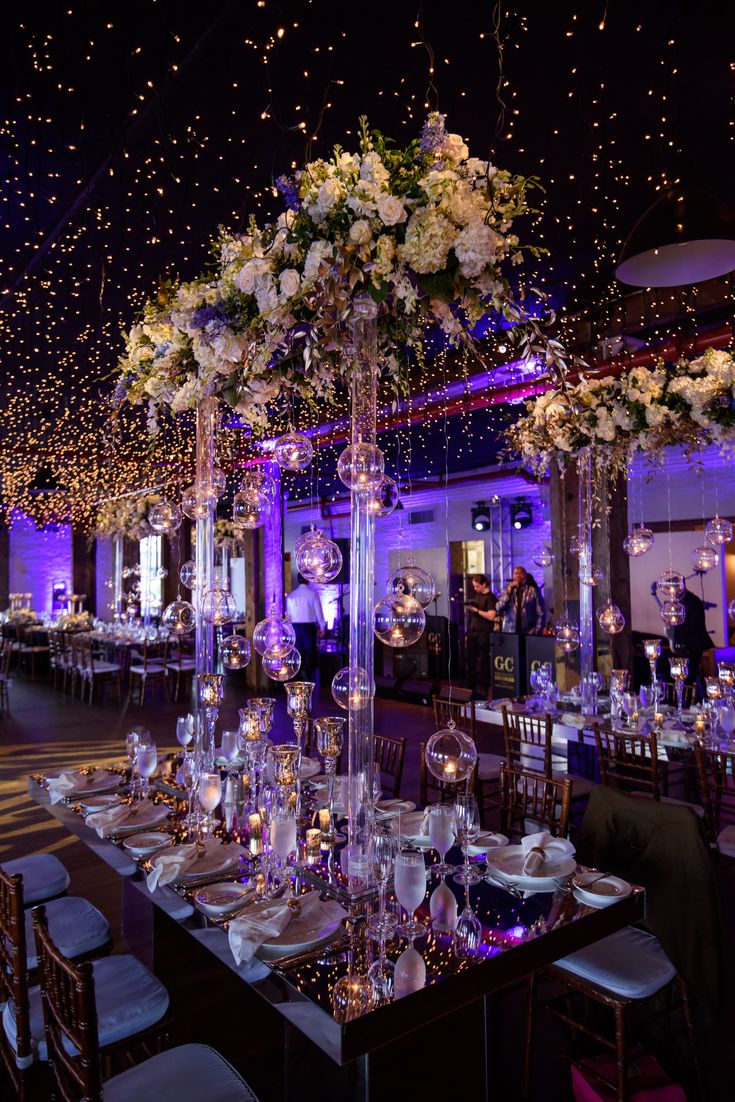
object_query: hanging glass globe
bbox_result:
[263,647,301,681]
[597,601,625,634]
[729,599,735,625]
[580,564,603,587]
[233,488,271,529]
[294,526,321,558]
[331,666,372,711]
[424,722,477,784]
[161,598,196,635]
[364,476,400,517]
[181,484,217,520]
[337,442,385,493]
[253,610,295,658]
[274,429,313,471]
[623,524,654,556]
[705,515,733,546]
[296,532,343,583]
[555,616,580,653]
[241,469,277,502]
[373,593,426,647]
[219,634,251,670]
[179,559,198,589]
[386,558,436,608]
[149,499,183,534]
[657,569,685,599]
[692,544,719,573]
[201,587,237,626]
[532,544,555,569]
[207,467,227,496]
[660,599,686,627]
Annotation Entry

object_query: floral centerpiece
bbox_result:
[3,608,39,627]
[94,493,162,541]
[116,114,546,430]
[214,518,243,552]
[55,611,93,632]
[507,347,735,477]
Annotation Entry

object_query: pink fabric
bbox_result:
[572,1053,686,1102]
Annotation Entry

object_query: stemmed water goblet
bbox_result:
[394,849,427,939]
[197,771,222,850]
[176,716,193,762]
[428,803,456,877]
[643,639,662,707]
[126,726,150,794]
[622,691,639,729]
[452,793,481,887]
[181,751,201,831]
[367,823,399,940]
[314,716,345,837]
[669,657,689,723]
[545,681,560,712]
[136,742,157,800]
[609,669,629,724]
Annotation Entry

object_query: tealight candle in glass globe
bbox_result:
[691,543,719,573]
[364,475,399,517]
[532,544,555,568]
[263,647,301,681]
[201,586,237,626]
[660,600,685,627]
[161,598,196,635]
[181,484,217,520]
[337,442,385,493]
[149,499,183,534]
[207,467,227,496]
[296,532,343,583]
[657,569,685,599]
[219,634,251,670]
[331,666,372,711]
[580,563,603,587]
[623,525,654,556]
[373,593,426,648]
[274,428,313,471]
[232,487,271,529]
[387,558,436,608]
[424,722,477,784]
[705,514,733,547]
[241,469,277,502]
[253,609,295,658]
[180,559,198,589]
[555,616,580,653]
[597,601,625,634]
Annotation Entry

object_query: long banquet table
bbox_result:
[28,772,644,1100]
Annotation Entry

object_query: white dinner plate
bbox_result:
[572,872,632,908]
[177,844,246,883]
[79,793,121,815]
[194,881,253,919]
[486,845,577,891]
[468,832,508,856]
[376,799,416,815]
[112,802,171,834]
[122,831,173,859]
[257,896,347,960]
[66,771,121,797]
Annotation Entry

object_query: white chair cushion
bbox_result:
[166,660,196,672]
[2,953,169,1062]
[92,662,121,674]
[2,854,70,905]
[104,1043,258,1102]
[477,753,504,781]
[24,897,110,970]
[555,927,676,999]
[129,665,164,676]
[717,823,735,857]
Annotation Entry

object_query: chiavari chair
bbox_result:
[373,733,406,798]
[128,636,168,705]
[0,638,13,714]
[694,742,735,857]
[499,762,571,840]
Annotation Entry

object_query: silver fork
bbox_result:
[485,873,523,899]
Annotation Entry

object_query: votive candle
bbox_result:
[306,828,321,857]
[318,808,331,833]
[248,812,263,855]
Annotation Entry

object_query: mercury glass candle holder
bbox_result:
[248,697,276,736]
[315,716,346,838]
[643,638,662,705]
[197,673,224,763]
[284,681,316,744]
[270,743,302,814]
[669,656,689,720]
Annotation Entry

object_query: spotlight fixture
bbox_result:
[510,499,533,530]
[471,502,491,532]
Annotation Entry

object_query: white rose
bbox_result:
[235,258,271,296]
[317,177,342,213]
[441,133,469,163]
[349,219,372,245]
[376,194,407,226]
[279,269,301,299]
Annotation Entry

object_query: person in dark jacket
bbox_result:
[671,583,715,694]
[464,574,497,697]
[495,566,546,634]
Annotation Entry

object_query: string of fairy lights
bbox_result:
[1,2,733,529]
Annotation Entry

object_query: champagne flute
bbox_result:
[197,772,222,846]
[270,809,297,885]
[394,850,427,939]
[453,896,483,961]
[176,716,193,752]
[452,793,481,886]
[428,804,455,877]
[181,751,200,832]
[367,824,398,939]
[136,743,157,800]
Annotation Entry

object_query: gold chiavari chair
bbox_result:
[499,762,572,840]
[593,724,661,800]
[373,733,406,798]
[694,742,735,856]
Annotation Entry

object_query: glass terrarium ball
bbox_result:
[253,612,296,658]
[424,725,477,784]
[149,499,183,534]
[181,484,217,520]
[263,647,301,681]
[660,600,686,627]
[387,559,436,608]
[555,616,580,653]
[597,601,625,634]
[201,586,237,626]
[241,469,277,502]
[331,971,375,1023]
[580,563,603,587]
[274,429,313,471]
[207,467,227,496]
[179,559,198,589]
[365,476,400,517]
[337,442,385,493]
[161,599,196,635]
[296,533,343,583]
[373,593,426,648]
[232,488,271,529]
[219,634,251,670]
[623,525,654,556]
[657,569,685,599]
[692,543,719,573]
[331,666,372,711]
[705,514,733,546]
[532,544,555,569]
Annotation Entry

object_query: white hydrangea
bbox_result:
[303,240,334,285]
[453,220,502,278]
[372,235,396,282]
[399,208,455,274]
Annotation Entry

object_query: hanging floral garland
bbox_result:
[94,493,163,541]
[115,113,552,431]
[507,347,735,478]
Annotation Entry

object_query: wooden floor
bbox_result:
[2,673,735,1100]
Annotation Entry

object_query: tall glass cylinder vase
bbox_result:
[195,396,218,749]
[346,298,379,884]
[113,534,124,621]
[577,449,594,699]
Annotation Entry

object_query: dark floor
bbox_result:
[2,671,734,1100]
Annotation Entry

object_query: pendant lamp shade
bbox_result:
[616,185,735,287]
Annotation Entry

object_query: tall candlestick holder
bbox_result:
[643,639,662,706]
[269,743,302,814]
[197,672,224,765]
[284,681,315,745]
[315,716,346,840]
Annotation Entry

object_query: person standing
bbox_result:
[464,574,497,698]
[286,574,325,682]
[495,566,546,635]
[671,584,714,697]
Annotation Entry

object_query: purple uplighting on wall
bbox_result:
[262,460,284,614]
[9,511,72,615]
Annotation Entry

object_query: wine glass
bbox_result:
[639,685,653,711]
[428,804,455,877]
[453,897,483,961]
[270,809,297,886]
[394,850,427,939]
[180,751,200,831]
[622,692,639,729]
[545,682,559,712]
[371,763,383,805]
[198,772,222,842]
[529,669,540,709]
[136,743,157,800]
[717,705,735,746]
[176,716,193,752]
[452,793,481,886]
[220,730,240,774]
[367,824,399,939]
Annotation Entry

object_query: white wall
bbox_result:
[95,537,114,619]
[9,513,72,616]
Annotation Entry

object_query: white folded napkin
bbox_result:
[521,831,575,875]
[420,805,432,834]
[84,798,165,839]
[47,772,83,805]
[146,843,198,892]
[228,899,292,965]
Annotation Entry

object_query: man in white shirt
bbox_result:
[286,574,326,681]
